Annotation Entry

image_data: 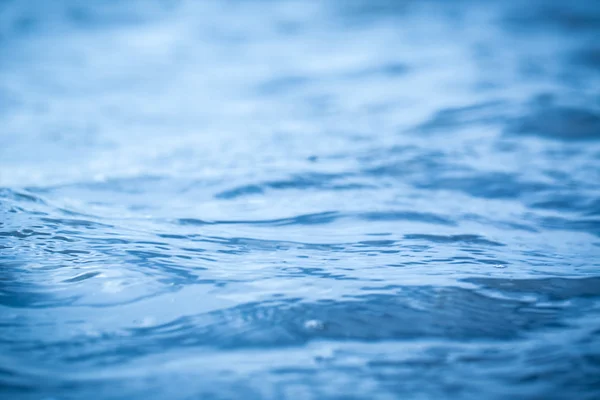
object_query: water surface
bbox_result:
[1,0,600,399]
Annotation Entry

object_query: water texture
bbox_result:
[1,0,600,399]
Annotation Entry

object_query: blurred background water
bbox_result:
[1,0,599,399]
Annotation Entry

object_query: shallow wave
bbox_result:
[1,0,600,399]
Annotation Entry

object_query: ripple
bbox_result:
[403,234,504,247]
[1,0,599,398]
[509,102,600,141]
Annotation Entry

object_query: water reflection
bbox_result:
[1,0,599,399]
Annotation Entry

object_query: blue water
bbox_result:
[1,0,600,399]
